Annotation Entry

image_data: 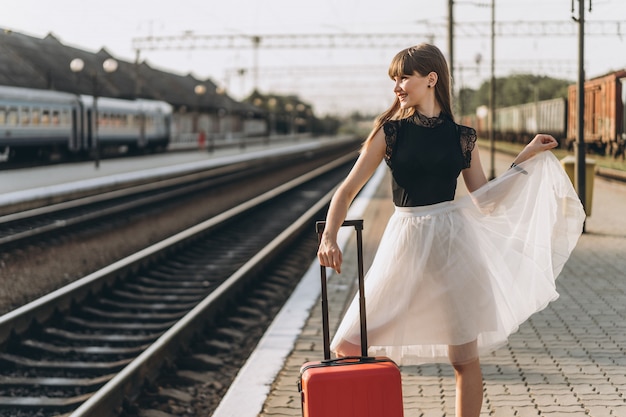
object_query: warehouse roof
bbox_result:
[0,29,261,115]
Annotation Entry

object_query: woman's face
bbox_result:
[392,72,430,109]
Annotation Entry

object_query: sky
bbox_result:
[2,0,625,116]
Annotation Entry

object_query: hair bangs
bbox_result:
[388,49,416,79]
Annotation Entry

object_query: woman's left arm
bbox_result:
[462,133,559,197]
[462,144,488,193]
[511,134,559,165]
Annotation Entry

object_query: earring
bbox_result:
[427,85,431,88]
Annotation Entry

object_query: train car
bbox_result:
[80,96,171,154]
[0,86,81,160]
[567,69,626,156]
[0,85,172,162]
[460,98,567,146]
[495,97,567,145]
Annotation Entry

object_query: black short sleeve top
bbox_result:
[383,112,477,207]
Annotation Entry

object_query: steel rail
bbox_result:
[0,153,352,345]
[0,153,353,416]
[70,175,338,417]
[0,140,357,247]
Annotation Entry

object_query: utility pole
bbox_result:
[573,0,589,228]
[448,0,454,97]
[489,0,496,180]
[252,36,261,93]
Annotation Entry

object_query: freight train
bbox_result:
[460,69,626,157]
[567,69,626,157]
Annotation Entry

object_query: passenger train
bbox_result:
[0,86,171,162]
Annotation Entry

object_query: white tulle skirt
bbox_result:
[330,151,586,365]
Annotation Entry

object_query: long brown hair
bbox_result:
[363,43,454,148]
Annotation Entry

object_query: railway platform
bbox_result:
[0,136,353,216]
[0,136,324,195]
[214,148,626,417]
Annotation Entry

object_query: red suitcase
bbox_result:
[297,219,404,417]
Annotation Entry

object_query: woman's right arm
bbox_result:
[317,128,387,273]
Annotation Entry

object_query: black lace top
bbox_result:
[383,112,477,207]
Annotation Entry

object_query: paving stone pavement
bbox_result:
[259,150,626,417]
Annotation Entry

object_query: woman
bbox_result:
[317,43,585,417]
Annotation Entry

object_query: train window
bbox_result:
[61,109,70,125]
[7,108,18,126]
[20,107,30,125]
[31,109,40,126]
[0,107,5,125]
[52,110,60,125]
[41,110,51,125]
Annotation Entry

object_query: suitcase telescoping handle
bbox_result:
[316,220,367,360]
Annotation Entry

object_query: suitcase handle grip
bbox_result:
[316,220,367,360]
[316,219,363,234]
[299,356,389,375]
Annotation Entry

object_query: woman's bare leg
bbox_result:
[452,358,483,417]
[449,341,483,417]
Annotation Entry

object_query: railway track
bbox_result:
[0,140,357,249]
[124,234,320,417]
[0,151,355,417]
